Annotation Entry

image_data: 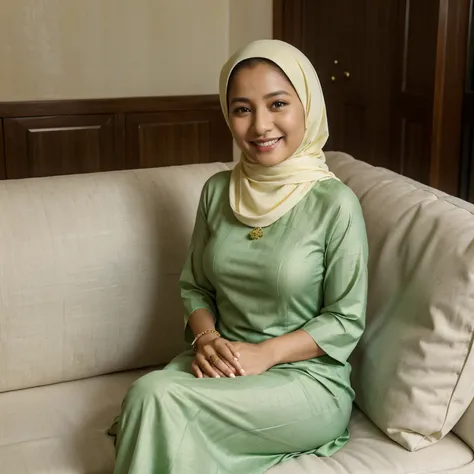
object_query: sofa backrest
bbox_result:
[0,163,229,392]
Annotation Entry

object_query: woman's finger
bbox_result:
[196,353,221,378]
[191,359,203,379]
[215,367,227,377]
[206,352,237,378]
[225,341,241,359]
[202,346,235,378]
[211,340,241,374]
[219,342,245,375]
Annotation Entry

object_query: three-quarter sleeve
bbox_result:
[301,188,368,365]
[179,182,217,342]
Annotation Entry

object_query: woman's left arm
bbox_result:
[232,187,369,373]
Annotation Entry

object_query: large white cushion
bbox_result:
[0,370,471,474]
[325,152,474,451]
[0,163,229,392]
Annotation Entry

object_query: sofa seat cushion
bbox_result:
[0,369,152,474]
[0,369,472,474]
[269,410,473,474]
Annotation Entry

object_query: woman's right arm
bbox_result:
[179,180,243,378]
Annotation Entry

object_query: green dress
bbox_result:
[112,171,368,474]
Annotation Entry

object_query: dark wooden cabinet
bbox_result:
[298,0,398,170]
[275,0,398,169]
[274,0,471,196]
[4,114,116,179]
[0,95,233,180]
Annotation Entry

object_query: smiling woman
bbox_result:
[227,58,305,167]
[111,40,369,474]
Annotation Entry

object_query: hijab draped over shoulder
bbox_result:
[219,39,337,228]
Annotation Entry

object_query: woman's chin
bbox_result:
[242,149,288,167]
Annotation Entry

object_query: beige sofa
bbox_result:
[0,152,473,474]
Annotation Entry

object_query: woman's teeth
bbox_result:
[255,138,279,146]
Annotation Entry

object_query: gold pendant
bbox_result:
[249,227,264,240]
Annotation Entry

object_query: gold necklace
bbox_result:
[249,227,264,240]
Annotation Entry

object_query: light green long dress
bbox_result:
[112,171,368,474]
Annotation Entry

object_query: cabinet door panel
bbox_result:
[125,110,232,169]
[4,114,117,179]
[278,0,399,170]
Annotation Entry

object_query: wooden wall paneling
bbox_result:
[391,0,440,184]
[125,109,232,170]
[4,114,115,179]
[0,95,231,179]
[430,0,470,196]
[0,120,5,179]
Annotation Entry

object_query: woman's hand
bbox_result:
[228,341,275,376]
[192,334,245,379]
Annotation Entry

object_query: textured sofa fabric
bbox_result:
[0,154,473,473]
[0,162,230,392]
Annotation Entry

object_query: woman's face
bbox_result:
[227,62,305,167]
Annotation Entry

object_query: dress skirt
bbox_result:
[111,350,353,474]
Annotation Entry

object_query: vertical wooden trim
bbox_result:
[401,0,411,93]
[459,0,474,200]
[430,0,470,195]
[431,0,450,188]
[115,113,126,170]
[0,120,5,179]
[273,0,284,40]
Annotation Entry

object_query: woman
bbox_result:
[112,39,368,474]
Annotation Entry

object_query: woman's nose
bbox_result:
[252,108,273,136]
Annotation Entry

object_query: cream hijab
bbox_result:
[219,39,336,228]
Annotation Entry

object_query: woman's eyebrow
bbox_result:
[263,90,290,99]
[230,90,290,105]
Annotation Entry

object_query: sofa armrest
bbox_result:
[454,400,474,450]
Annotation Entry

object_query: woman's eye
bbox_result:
[272,101,287,109]
[233,106,250,115]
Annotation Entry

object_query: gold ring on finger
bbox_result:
[209,354,220,365]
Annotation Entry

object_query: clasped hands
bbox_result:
[191,333,274,379]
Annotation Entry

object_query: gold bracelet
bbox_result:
[191,329,221,352]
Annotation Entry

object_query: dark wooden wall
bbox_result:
[0,95,232,180]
